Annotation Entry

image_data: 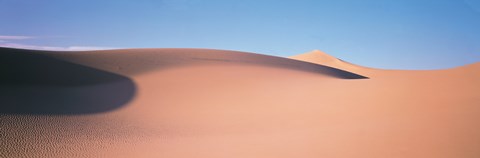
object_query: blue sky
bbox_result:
[1,0,479,69]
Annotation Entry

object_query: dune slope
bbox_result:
[1,47,479,158]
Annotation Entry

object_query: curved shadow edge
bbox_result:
[0,48,137,115]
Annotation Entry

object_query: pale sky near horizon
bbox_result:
[1,0,479,69]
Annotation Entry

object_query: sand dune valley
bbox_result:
[1,47,479,158]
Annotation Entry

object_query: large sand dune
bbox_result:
[1,47,479,158]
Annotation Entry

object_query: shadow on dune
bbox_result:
[190,56,368,79]
[0,48,136,115]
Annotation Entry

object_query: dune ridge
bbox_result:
[38,48,368,79]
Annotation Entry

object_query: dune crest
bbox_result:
[41,48,368,79]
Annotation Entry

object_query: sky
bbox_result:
[1,0,479,69]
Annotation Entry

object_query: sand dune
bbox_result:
[1,47,479,158]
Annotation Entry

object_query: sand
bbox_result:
[1,47,479,158]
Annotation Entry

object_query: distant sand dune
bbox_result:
[1,47,479,158]
[289,50,381,77]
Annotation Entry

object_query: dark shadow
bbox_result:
[0,48,136,115]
